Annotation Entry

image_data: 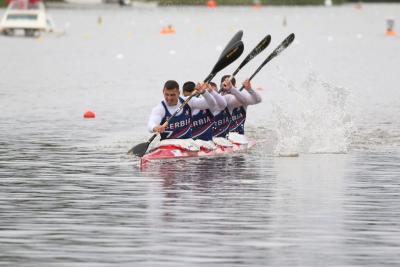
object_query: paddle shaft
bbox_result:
[237,54,275,91]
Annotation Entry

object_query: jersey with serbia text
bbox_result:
[213,107,232,138]
[160,97,192,140]
[191,109,214,141]
[229,106,246,134]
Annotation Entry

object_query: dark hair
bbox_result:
[164,80,179,90]
[220,75,236,86]
[209,82,217,89]
[182,81,195,93]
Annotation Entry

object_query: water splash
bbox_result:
[272,69,353,156]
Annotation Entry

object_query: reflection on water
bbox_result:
[344,152,400,266]
[133,155,278,266]
[1,140,400,265]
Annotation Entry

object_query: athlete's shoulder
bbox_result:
[151,102,165,113]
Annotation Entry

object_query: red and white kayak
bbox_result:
[140,140,256,164]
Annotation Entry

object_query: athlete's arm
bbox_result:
[147,104,166,133]
[189,89,217,110]
[240,79,262,105]
[224,94,241,109]
[210,89,227,111]
[229,87,247,104]
[224,87,248,109]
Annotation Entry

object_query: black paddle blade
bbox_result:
[237,34,271,71]
[128,141,150,157]
[210,41,244,79]
[219,30,243,60]
[270,33,295,60]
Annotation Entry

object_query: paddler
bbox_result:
[219,75,262,144]
[213,76,248,140]
[147,80,217,147]
[182,81,226,149]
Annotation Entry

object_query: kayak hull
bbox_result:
[140,140,256,164]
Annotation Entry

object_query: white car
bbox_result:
[0,0,54,37]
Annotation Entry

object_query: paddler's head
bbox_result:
[163,80,180,106]
[220,75,236,93]
[209,82,217,91]
[182,81,195,97]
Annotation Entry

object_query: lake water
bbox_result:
[1,3,400,266]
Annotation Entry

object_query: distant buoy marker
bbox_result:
[84,110,95,119]
[207,0,216,9]
[385,18,396,36]
[160,24,176,35]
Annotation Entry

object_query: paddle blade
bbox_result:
[269,33,295,61]
[208,41,244,81]
[219,30,243,60]
[248,33,295,82]
[128,141,150,157]
[237,34,271,71]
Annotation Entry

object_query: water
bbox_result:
[1,3,400,266]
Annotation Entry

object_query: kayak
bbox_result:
[140,140,256,164]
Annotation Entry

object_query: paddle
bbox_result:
[219,34,271,92]
[128,38,245,157]
[231,34,271,77]
[203,40,244,83]
[218,30,243,61]
[239,33,295,91]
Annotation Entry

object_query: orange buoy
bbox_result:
[83,110,95,119]
[160,25,176,35]
[207,0,216,9]
[385,30,396,36]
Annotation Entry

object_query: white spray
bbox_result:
[272,68,353,156]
